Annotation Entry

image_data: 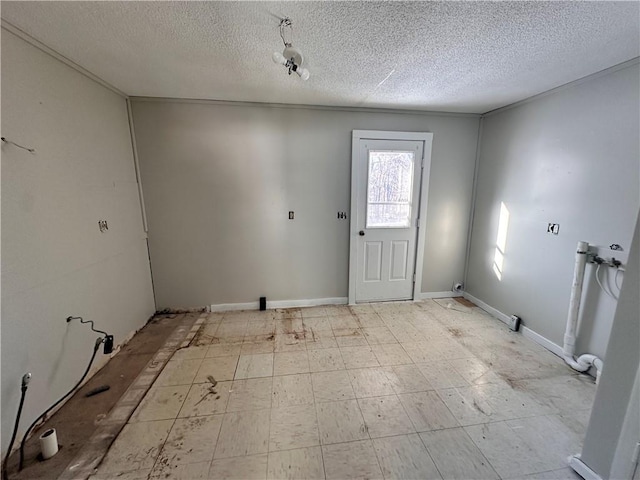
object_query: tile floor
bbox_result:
[91,300,594,480]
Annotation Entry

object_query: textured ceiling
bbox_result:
[2,1,639,113]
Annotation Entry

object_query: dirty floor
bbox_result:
[90,300,593,480]
[6,314,190,480]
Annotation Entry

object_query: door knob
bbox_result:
[359,230,365,236]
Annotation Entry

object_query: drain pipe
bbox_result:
[563,241,603,382]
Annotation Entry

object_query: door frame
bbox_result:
[348,130,433,305]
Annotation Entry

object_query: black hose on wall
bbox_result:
[2,374,31,480]
[18,337,102,471]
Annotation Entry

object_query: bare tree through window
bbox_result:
[366,150,414,228]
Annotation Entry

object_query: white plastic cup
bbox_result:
[39,428,59,459]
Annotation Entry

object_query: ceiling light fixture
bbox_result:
[272,17,310,81]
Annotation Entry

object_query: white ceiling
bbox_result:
[2,1,639,113]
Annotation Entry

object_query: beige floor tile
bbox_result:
[371,343,412,366]
[130,385,189,422]
[272,373,314,407]
[243,310,276,321]
[206,344,242,358]
[383,364,433,393]
[465,422,553,478]
[399,391,459,432]
[154,358,203,386]
[91,468,152,480]
[171,345,209,360]
[274,351,310,375]
[358,395,415,438]
[209,454,268,480]
[235,353,274,379]
[322,440,383,480]
[276,318,304,334]
[246,319,276,336]
[354,313,386,327]
[402,341,438,363]
[179,381,231,417]
[269,404,320,451]
[341,346,380,369]
[415,361,469,389]
[311,370,356,403]
[324,305,352,316]
[302,316,332,330]
[275,308,303,320]
[349,304,377,314]
[149,461,210,479]
[475,383,555,421]
[267,446,324,480]
[505,415,583,472]
[334,328,368,347]
[434,298,472,313]
[308,348,345,372]
[372,434,442,480]
[349,367,395,398]
[240,339,275,355]
[194,324,220,346]
[507,467,584,480]
[420,427,499,479]
[274,333,307,352]
[215,409,270,459]
[449,357,505,385]
[98,420,174,473]
[301,306,329,318]
[436,387,495,426]
[217,323,248,339]
[316,399,368,445]
[516,375,595,415]
[305,329,338,350]
[388,324,426,343]
[194,356,239,383]
[329,315,359,330]
[226,377,272,412]
[431,339,474,360]
[362,326,398,345]
[158,415,223,465]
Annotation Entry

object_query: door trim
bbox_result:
[349,130,434,304]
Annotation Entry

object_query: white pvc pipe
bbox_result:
[563,241,603,381]
[39,428,58,459]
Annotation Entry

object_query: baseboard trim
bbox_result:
[462,292,511,324]
[463,292,565,358]
[417,291,463,299]
[522,326,564,357]
[568,455,603,480]
[210,297,348,312]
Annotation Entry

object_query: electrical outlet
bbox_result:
[337,211,347,219]
[288,211,294,220]
[98,220,109,233]
[547,223,559,235]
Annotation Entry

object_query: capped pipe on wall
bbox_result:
[563,241,603,382]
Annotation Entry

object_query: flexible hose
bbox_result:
[2,375,30,480]
[18,338,102,471]
[596,263,618,301]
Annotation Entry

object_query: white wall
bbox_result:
[466,62,640,358]
[1,30,155,454]
[579,210,639,479]
[131,100,480,308]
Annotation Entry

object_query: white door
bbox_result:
[351,137,424,303]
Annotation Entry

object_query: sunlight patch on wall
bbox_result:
[493,202,510,281]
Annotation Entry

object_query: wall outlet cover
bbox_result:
[509,315,521,332]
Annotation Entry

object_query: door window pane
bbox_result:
[366,150,414,228]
